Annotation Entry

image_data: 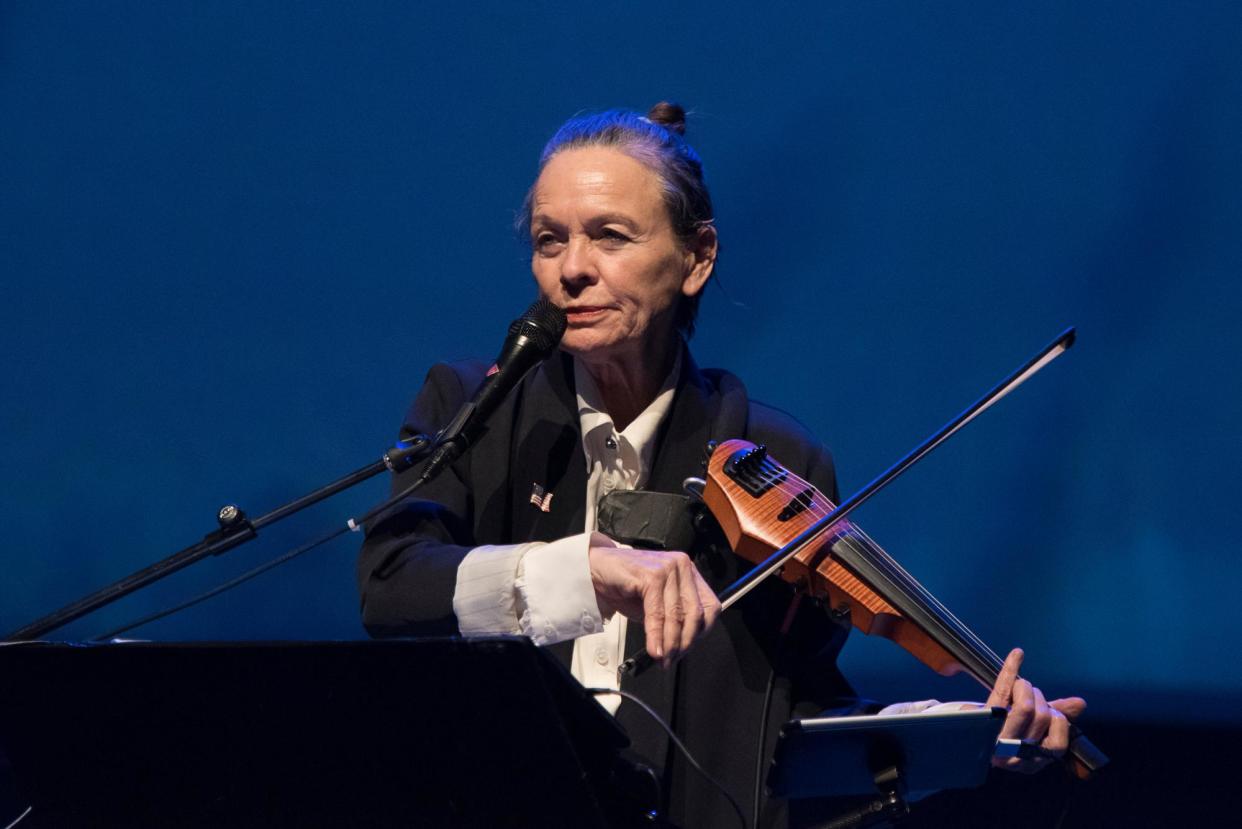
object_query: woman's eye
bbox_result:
[534,234,562,252]
[600,228,631,244]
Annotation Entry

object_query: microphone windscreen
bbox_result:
[510,298,568,350]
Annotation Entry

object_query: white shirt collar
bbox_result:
[573,347,683,470]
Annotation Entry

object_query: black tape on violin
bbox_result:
[596,490,701,553]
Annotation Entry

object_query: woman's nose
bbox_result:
[559,236,598,288]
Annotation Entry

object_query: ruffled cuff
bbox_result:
[515,531,610,646]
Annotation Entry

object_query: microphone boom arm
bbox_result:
[3,435,432,642]
[6,296,568,642]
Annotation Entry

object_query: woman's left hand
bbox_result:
[986,647,1087,773]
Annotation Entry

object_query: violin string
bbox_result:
[746,456,1004,680]
[788,469,1003,677]
[790,471,1005,679]
[841,521,1004,676]
[799,489,1003,676]
[736,454,1102,774]
[783,470,1003,673]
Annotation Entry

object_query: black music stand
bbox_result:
[0,638,633,828]
[768,708,1006,828]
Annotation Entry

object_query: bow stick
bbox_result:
[621,326,1077,674]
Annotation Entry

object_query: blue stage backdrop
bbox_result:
[2,1,1239,724]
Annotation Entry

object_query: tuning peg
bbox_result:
[701,440,718,469]
[739,444,767,471]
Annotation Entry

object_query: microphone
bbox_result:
[416,298,567,484]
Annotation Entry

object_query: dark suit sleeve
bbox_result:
[356,363,483,637]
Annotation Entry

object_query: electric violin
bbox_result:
[622,327,1109,779]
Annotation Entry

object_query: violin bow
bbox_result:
[621,326,1108,779]
[621,325,1076,659]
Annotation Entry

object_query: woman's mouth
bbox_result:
[565,306,610,323]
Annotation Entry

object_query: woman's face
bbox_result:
[528,146,713,362]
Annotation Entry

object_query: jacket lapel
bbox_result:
[618,346,729,773]
[645,347,720,495]
[509,350,588,545]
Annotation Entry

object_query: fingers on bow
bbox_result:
[641,553,717,669]
[661,556,687,668]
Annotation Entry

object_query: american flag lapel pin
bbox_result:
[529,482,554,513]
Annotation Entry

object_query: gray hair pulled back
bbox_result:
[520,102,715,338]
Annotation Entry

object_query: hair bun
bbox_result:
[647,101,687,136]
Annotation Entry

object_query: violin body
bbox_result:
[704,438,964,677]
[702,438,1108,779]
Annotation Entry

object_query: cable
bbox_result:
[92,475,431,641]
[752,591,801,829]
[753,667,777,829]
[1052,768,1078,829]
[91,523,353,641]
[3,806,32,829]
[584,687,748,829]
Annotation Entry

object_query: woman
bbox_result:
[358,103,1083,827]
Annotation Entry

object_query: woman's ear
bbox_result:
[681,223,718,297]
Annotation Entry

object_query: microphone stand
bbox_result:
[7,299,569,643]
[4,436,433,642]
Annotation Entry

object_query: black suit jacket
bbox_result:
[358,347,864,827]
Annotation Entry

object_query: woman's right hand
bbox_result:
[588,545,721,669]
